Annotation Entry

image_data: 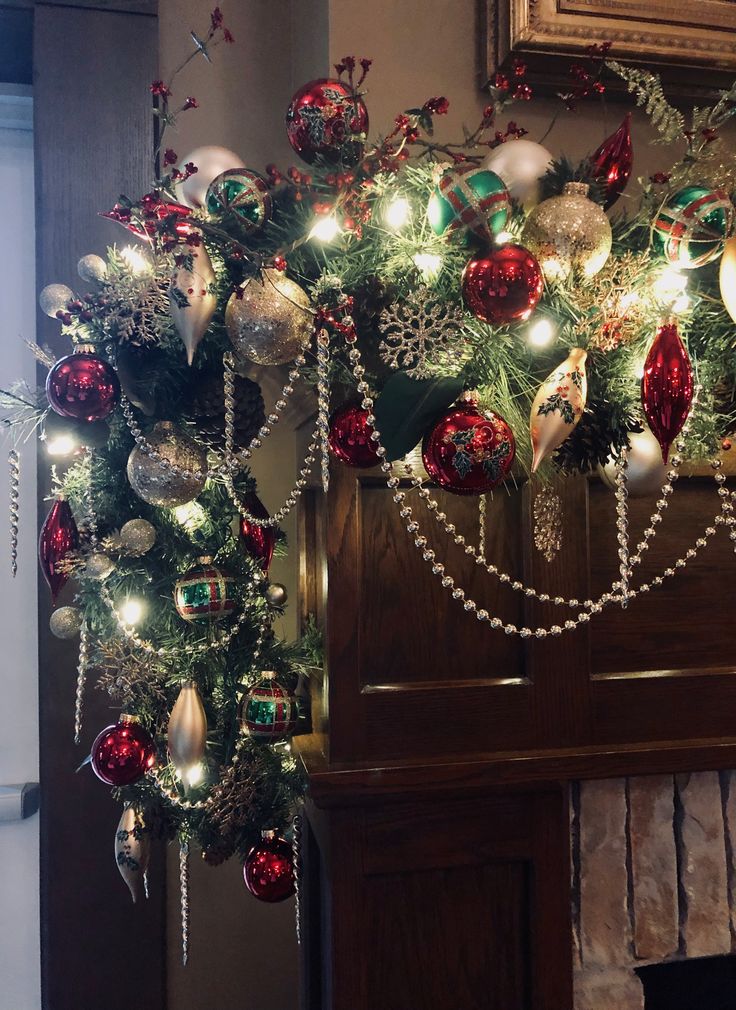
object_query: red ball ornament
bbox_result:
[328,402,380,468]
[286,79,368,166]
[462,245,543,326]
[240,493,276,575]
[641,321,694,463]
[46,351,120,423]
[38,497,79,603]
[589,113,633,211]
[243,830,295,903]
[90,715,156,786]
[422,396,516,495]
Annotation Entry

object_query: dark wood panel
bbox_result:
[34,7,164,1010]
[0,7,32,83]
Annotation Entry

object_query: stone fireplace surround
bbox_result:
[572,772,736,1008]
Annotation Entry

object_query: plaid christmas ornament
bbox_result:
[205,168,273,234]
[241,671,298,743]
[427,165,511,242]
[174,559,236,622]
[653,186,734,268]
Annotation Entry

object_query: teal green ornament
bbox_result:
[240,671,298,743]
[205,168,273,235]
[653,186,734,268]
[427,165,511,242]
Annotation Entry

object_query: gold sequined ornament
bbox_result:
[49,605,83,639]
[85,552,115,580]
[522,182,612,282]
[225,269,313,367]
[127,421,207,507]
[119,518,156,556]
[115,805,150,904]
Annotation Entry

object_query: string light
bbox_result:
[45,434,77,457]
[120,245,151,275]
[413,251,443,282]
[185,763,204,787]
[652,265,687,303]
[528,317,556,348]
[495,230,514,245]
[120,598,144,626]
[384,196,411,230]
[173,501,206,531]
[309,216,341,243]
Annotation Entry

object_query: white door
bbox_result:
[0,84,40,1010]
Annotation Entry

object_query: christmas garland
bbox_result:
[11,8,736,962]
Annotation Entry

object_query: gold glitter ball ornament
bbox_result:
[225,269,313,367]
[127,421,208,507]
[49,605,83,639]
[119,518,157,556]
[521,182,612,282]
[85,552,116,580]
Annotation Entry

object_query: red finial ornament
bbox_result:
[589,113,633,210]
[38,497,79,603]
[641,321,693,463]
[239,493,276,575]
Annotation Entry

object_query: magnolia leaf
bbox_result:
[373,371,464,461]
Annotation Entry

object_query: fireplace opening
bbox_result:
[636,955,736,1010]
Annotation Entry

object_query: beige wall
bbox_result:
[158,2,668,1007]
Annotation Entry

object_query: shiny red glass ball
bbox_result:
[46,352,120,422]
[462,244,543,326]
[328,403,380,468]
[91,718,156,786]
[240,493,276,575]
[422,402,516,495]
[243,834,295,903]
[286,79,368,166]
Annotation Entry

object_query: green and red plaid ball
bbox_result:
[653,186,734,268]
[174,560,236,622]
[427,165,511,242]
[241,671,298,743]
[205,168,273,235]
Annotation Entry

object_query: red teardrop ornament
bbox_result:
[641,322,693,463]
[243,830,295,903]
[38,497,79,603]
[240,493,276,575]
[589,113,633,210]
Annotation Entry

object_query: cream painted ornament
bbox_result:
[530,348,588,472]
[522,182,612,282]
[115,805,150,903]
[482,139,553,209]
[168,680,207,773]
[719,236,736,325]
[174,146,246,209]
[225,269,313,366]
[599,426,669,497]
[169,240,217,365]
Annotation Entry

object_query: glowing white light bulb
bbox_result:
[120,246,151,275]
[495,230,514,245]
[384,196,411,230]
[309,216,341,243]
[672,293,691,314]
[46,434,77,457]
[120,598,144,626]
[528,318,556,348]
[619,290,640,311]
[185,762,204,787]
[653,266,687,303]
[633,356,647,380]
[173,501,206,531]
[413,251,443,282]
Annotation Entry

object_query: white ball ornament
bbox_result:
[482,139,553,209]
[174,146,246,208]
[599,427,669,498]
[39,284,74,318]
[77,254,108,286]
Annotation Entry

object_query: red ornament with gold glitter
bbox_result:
[46,351,120,423]
[90,715,156,786]
[462,244,543,325]
[239,493,276,574]
[589,113,633,210]
[641,321,693,463]
[286,79,368,165]
[174,559,236,622]
[38,497,79,603]
[422,394,516,495]
[328,402,380,468]
[243,830,295,903]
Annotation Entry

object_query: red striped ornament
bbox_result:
[173,560,236,622]
[241,671,298,743]
[653,186,734,268]
[427,165,511,243]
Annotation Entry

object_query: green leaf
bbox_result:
[373,371,464,461]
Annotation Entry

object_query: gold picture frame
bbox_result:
[483,0,736,97]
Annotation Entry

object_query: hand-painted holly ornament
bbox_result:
[529,348,588,472]
[286,79,368,165]
[427,165,511,243]
[641,321,693,462]
[422,394,516,495]
[653,186,734,268]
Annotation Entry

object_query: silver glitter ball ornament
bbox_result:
[265,582,288,607]
[39,283,74,318]
[127,421,208,507]
[119,518,157,556]
[521,181,612,282]
[49,605,83,639]
[85,552,115,580]
[77,254,108,286]
[225,269,313,366]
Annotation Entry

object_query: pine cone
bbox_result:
[201,839,236,866]
[189,370,266,450]
[555,398,639,474]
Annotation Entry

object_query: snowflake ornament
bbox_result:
[378,287,466,378]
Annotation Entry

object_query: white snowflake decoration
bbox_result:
[378,287,466,379]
